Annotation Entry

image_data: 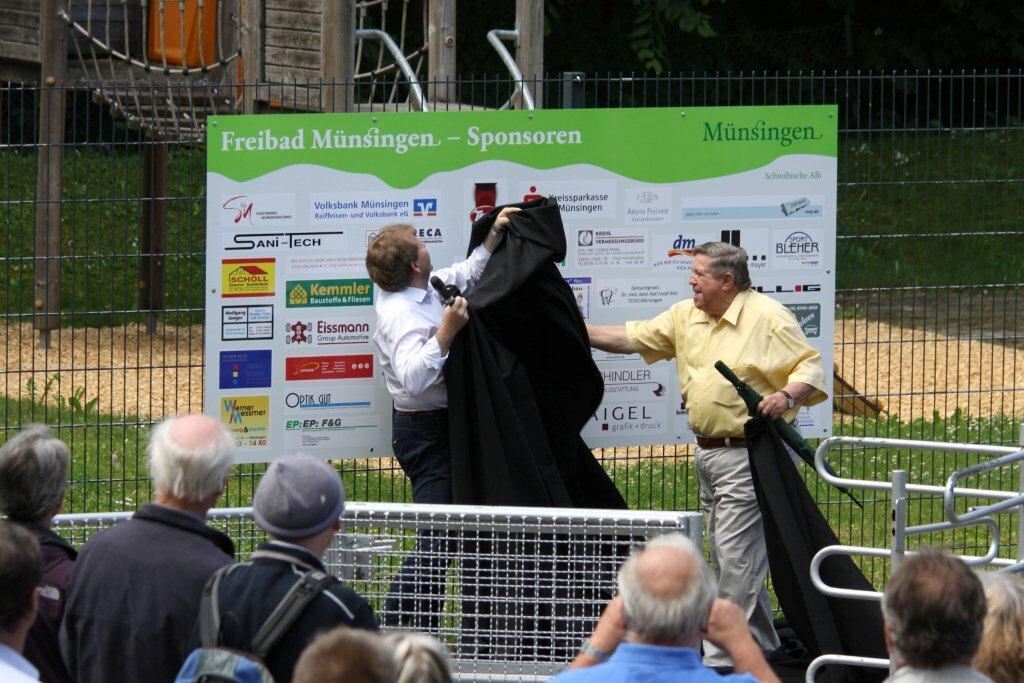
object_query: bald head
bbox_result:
[166,414,222,451]
[147,414,234,505]
[618,534,715,646]
[634,544,697,600]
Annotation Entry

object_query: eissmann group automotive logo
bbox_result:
[221,258,275,298]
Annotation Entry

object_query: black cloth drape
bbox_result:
[445,197,626,510]
[745,417,887,683]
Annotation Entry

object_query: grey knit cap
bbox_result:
[253,453,345,540]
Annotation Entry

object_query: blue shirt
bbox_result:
[550,643,759,683]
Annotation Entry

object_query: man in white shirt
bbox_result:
[0,522,43,682]
[365,206,518,629]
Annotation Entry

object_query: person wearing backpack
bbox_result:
[184,453,377,682]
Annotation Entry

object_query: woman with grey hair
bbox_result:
[0,424,75,682]
[384,632,453,683]
[974,572,1024,683]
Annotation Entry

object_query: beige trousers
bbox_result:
[696,444,781,667]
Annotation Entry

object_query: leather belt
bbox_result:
[695,436,746,448]
[394,408,448,418]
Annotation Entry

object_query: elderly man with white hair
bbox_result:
[60,414,235,683]
[554,533,780,682]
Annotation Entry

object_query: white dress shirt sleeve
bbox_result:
[430,244,491,296]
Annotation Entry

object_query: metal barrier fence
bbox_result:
[805,432,1024,682]
[53,502,702,681]
[1,70,1022,522]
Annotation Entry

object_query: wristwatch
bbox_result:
[778,388,795,409]
[578,638,611,662]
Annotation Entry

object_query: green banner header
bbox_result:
[208,106,837,188]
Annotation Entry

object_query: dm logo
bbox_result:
[412,198,437,217]
[222,195,254,225]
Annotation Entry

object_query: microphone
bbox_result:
[430,276,461,307]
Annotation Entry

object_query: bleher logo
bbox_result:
[412,198,437,217]
[777,231,820,255]
[222,195,254,225]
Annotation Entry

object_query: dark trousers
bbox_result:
[383,411,455,630]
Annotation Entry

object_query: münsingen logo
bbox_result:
[703,120,822,147]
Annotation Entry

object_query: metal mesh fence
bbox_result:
[52,503,701,679]
[2,71,1022,537]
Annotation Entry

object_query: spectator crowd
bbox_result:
[3,415,1024,683]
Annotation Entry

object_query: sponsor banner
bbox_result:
[598,364,674,403]
[206,106,836,459]
[681,194,825,221]
[286,279,373,307]
[283,318,372,346]
[221,395,269,448]
[284,354,374,381]
[773,228,823,269]
[223,230,346,252]
[220,193,295,227]
[624,187,672,225]
[309,191,440,225]
[565,277,591,319]
[283,384,375,411]
[583,402,669,436]
[221,305,274,341]
[221,258,275,298]
[219,350,272,389]
[576,229,648,269]
[595,279,686,309]
[784,303,821,338]
[283,415,380,449]
[518,181,616,220]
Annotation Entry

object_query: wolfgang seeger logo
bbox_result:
[703,119,823,147]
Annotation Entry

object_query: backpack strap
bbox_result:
[198,565,232,648]
[249,569,335,660]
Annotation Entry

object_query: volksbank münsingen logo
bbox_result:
[287,279,374,307]
[703,120,823,147]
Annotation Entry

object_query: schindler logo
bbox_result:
[703,120,823,147]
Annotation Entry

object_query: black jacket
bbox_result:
[190,541,377,682]
[745,418,887,683]
[60,503,235,683]
[445,197,626,509]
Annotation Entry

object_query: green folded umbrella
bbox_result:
[715,360,862,509]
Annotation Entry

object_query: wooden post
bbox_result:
[515,0,544,109]
[139,140,168,333]
[34,0,67,347]
[321,0,355,113]
[239,0,263,113]
[428,0,456,105]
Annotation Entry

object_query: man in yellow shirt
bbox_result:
[586,241,827,669]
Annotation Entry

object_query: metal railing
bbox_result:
[53,502,701,681]
[805,429,1024,681]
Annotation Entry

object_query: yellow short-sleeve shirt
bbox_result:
[625,290,827,438]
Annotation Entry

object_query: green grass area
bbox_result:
[2,130,1022,329]
[836,127,1024,289]
[1,147,206,327]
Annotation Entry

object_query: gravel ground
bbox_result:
[3,318,1022,424]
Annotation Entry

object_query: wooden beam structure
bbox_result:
[428,0,457,105]
[515,0,544,108]
[321,0,355,113]
[33,0,67,346]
